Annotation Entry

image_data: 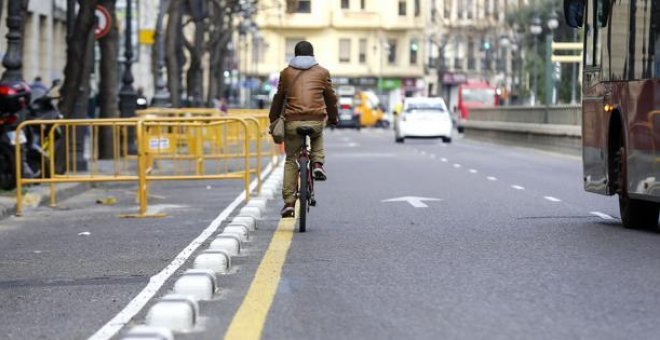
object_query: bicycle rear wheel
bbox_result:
[298,161,309,232]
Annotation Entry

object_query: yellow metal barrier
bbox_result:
[14,116,267,217]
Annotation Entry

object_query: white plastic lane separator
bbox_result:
[193,250,232,274]
[120,325,174,340]
[210,236,241,256]
[173,269,218,301]
[88,162,275,340]
[544,196,562,202]
[231,216,257,231]
[453,163,462,168]
[223,226,250,242]
[590,211,616,220]
[239,206,262,219]
[382,196,443,208]
[487,176,498,181]
[441,158,448,162]
[511,185,525,190]
[145,294,199,332]
[469,169,478,174]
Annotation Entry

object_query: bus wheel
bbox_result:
[615,146,659,229]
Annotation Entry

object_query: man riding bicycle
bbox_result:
[269,41,338,218]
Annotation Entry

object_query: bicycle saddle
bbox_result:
[296,126,315,136]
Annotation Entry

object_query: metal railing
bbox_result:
[14,113,278,218]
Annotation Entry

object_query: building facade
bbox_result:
[251,0,428,110]
[425,0,526,108]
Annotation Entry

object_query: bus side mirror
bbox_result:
[563,0,585,28]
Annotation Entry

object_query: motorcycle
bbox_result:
[0,81,31,190]
[25,79,64,177]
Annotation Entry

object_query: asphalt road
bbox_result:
[0,128,659,340]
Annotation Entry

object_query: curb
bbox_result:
[0,182,90,221]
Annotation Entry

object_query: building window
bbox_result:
[288,0,311,13]
[444,0,452,19]
[467,38,475,70]
[361,0,366,9]
[457,0,464,19]
[341,0,349,9]
[467,0,473,19]
[398,0,406,16]
[285,37,305,63]
[493,0,499,20]
[387,39,397,64]
[359,39,367,63]
[410,39,419,65]
[339,39,351,63]
[414,0,420,16]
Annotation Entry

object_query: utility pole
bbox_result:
[119,0,137,151]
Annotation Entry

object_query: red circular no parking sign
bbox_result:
[95,5,112,39]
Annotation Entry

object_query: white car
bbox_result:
[394,97,453,143]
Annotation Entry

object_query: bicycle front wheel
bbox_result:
[298,162,308,233]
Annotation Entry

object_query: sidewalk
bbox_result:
[0,182,90,221]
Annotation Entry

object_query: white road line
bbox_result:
[453,163,462,168]
[469,169,478,174]
[487,176,498,181]
[441,158,448,162]
[544,196,562,202]
[590,211,616,220]
[511,185,525,190]
[88,162,277,340]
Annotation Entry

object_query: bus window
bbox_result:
[603,0,630,80]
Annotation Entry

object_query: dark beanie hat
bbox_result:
[294,41,314,56]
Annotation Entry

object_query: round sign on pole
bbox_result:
[95,5,111,40]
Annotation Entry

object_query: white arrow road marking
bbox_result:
[382,196,443,208]
[511,185,525,190]
[590,211,616,220]
[544,196,562,202]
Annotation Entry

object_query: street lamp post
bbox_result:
[119,0,137,151]
[152,0,171,107]
[545,11,559,106]
[530,15,542,106]
[1,0,24,82]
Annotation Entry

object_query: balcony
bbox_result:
[331,10,382,29]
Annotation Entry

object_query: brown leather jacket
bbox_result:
[269,59,338,124]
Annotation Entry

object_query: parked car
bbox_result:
[336,96,361,130]
[354,91,385,128]
[394,97,453,143]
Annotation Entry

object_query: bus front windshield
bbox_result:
[462,88,496,105]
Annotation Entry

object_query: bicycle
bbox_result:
[295,126,317,232]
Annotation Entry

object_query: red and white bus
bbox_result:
[564,0,659,228]
[455,81,498,132]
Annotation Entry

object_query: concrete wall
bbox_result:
[463,105,583,155]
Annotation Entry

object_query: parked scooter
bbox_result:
[25,79,64,177]
[0,81,31,190]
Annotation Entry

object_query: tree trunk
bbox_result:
[59,0,97,118]
[98,0,118,159]
[185,0,204,107]
[165,0,183,107]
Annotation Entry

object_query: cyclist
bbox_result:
[269,41,338,218]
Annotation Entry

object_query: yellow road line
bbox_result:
[224,209,297,340]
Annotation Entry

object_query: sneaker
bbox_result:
[281,203,295,218]
[312,163,327,181]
